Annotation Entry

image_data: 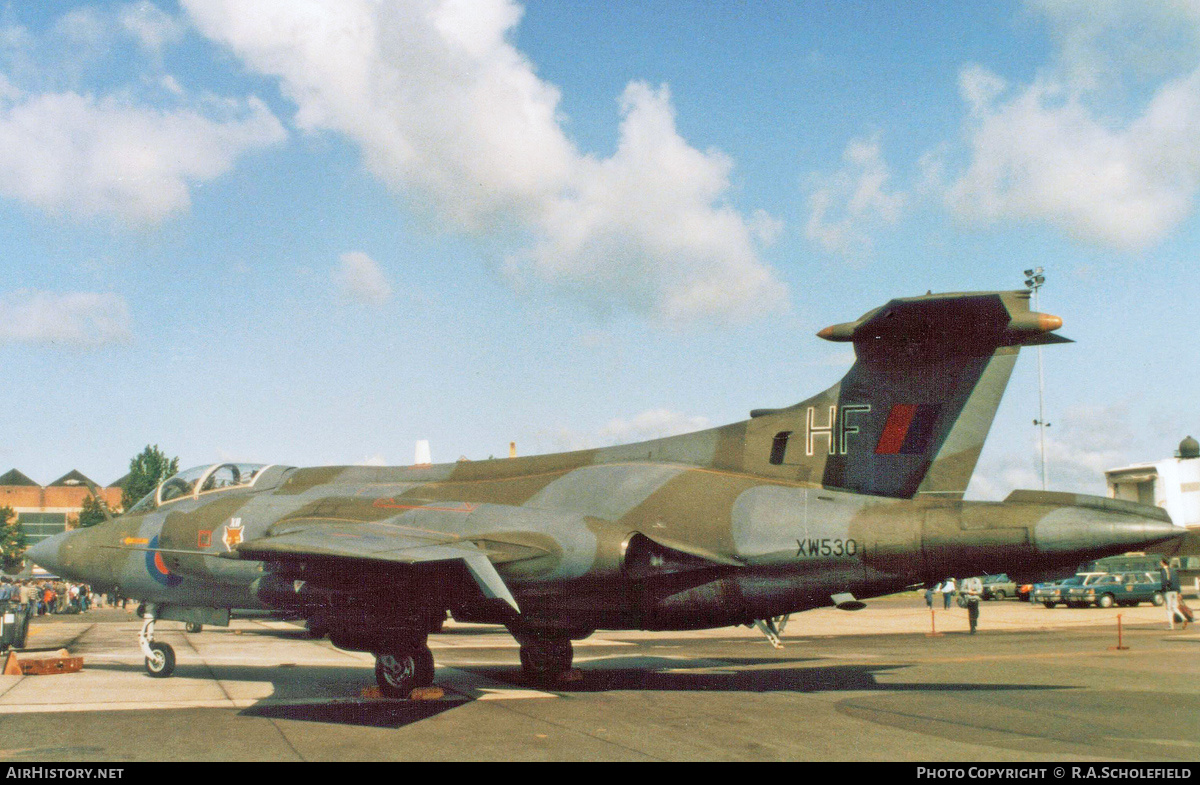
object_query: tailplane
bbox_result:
[757,290,1069,499]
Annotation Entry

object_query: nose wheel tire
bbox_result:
[374,646,435,698]
[145,642,176,678]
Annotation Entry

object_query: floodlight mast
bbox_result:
[1024,267,1049,491]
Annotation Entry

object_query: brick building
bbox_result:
[0,468,126,546]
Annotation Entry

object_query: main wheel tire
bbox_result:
[185,622,202,633]
[1152,592,1165,606]
[1042,601,1056,609]
[374,645,434,698]
[993,591,1006,600]
[375,652,418,698]
[519,638,573,683]
[1097,594,1115,608]
[145,642,176,678]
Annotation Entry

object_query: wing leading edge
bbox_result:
[233,520,542,612]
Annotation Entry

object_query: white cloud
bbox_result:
[7,5,185,87]
[182,0,785,323]
[509,82,787,322]
[945,4,1200,249]
[965,460,1041,502]
[0,5,286,224]
[183,0,575,228]
[749,208,785,247]
[805,135,904,259]
[1040,403,1145,491]
[0,73,19,102]
[1029,0,1200,92]
[967,402,1144,500]
[52,8,109,52]
[119,2,187,54]
[0,91,286,224]
[534,408,711,453]
[597,408,711,445]
[0,290,132,348]
[334,251,392,306]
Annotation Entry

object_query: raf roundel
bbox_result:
[145,535,182,588]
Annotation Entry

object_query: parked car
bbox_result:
[1065,571,1165,608]
[1059,573,1117,607]
[1034,574,1106,607]
[978,574,1016,600]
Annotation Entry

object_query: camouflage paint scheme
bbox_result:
[29,290,1181,686]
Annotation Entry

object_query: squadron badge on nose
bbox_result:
[222,518,245,552]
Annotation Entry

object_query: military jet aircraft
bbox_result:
[28,290,1181,697]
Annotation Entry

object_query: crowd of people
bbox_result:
[0,577,126,616]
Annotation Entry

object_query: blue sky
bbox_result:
[2,0,1198,500]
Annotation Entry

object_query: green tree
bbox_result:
[121,445,180,511]
[77,493,111,528]
[0,505,26,573]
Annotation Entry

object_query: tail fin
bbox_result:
[766,290,1068,499]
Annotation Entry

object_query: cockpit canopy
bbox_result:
[129,463,269,512]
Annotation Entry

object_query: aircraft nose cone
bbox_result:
[25,531,68,575]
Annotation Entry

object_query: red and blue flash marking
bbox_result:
[875,404,941,455]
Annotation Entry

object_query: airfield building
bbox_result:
[1105,436,1200,590]
[0,468,125,546]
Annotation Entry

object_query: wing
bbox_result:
[235,519,554,613]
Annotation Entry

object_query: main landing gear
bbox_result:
[753,614,790,649]
[372,641,436,698]
[138,604,176,678]
[515,634,575,685]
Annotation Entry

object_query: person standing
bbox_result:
[17,581,35,612]
[925,586,934,609]
[1161,559,1184,630]
[941,577,956,610]
[962,577,983,634]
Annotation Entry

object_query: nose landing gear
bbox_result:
[138,604,176,678]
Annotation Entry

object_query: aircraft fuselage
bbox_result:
[43,458,1179,634]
